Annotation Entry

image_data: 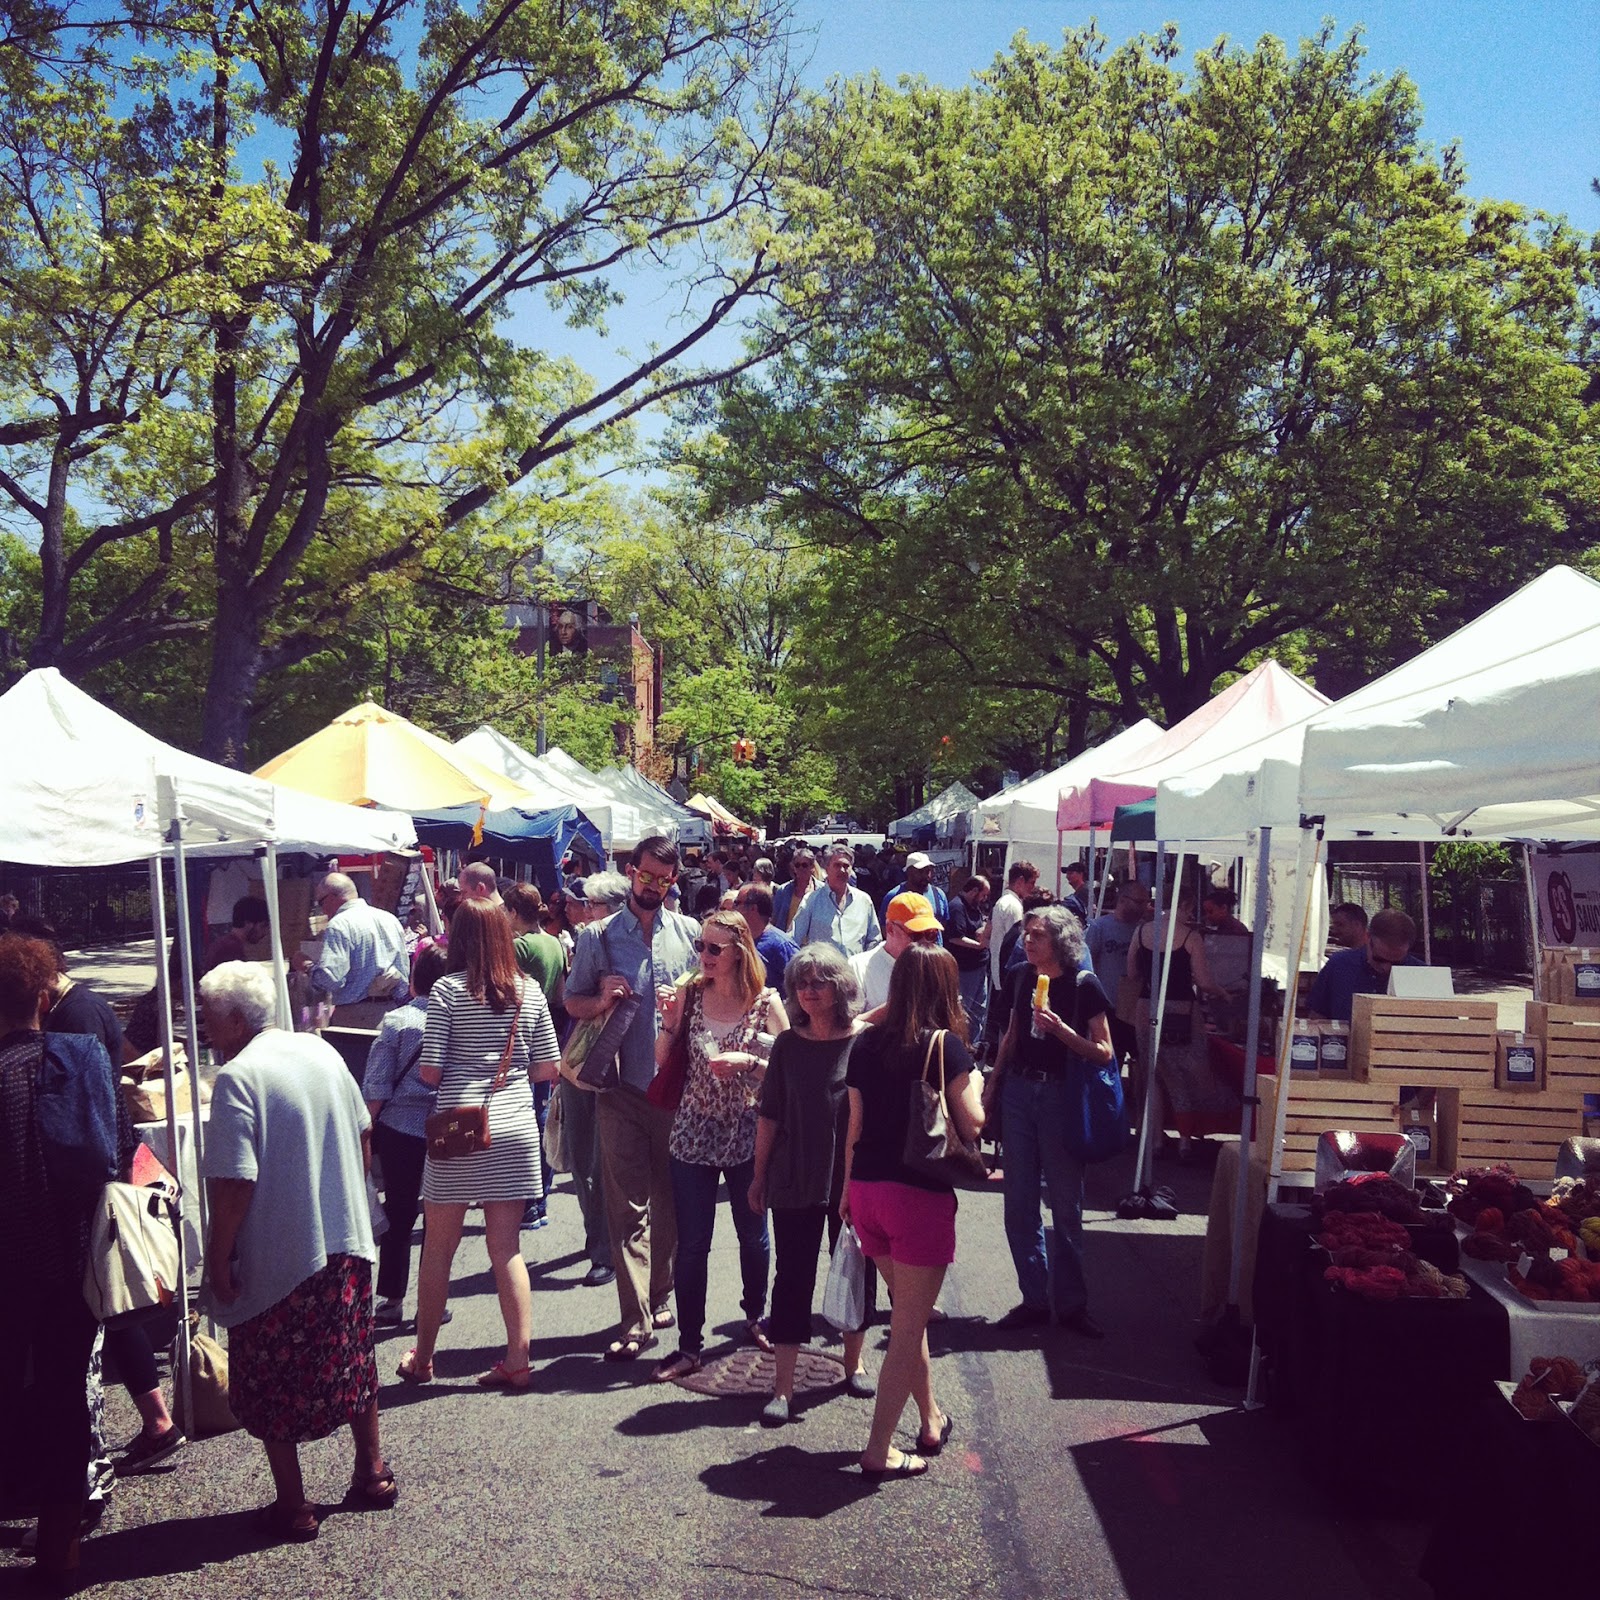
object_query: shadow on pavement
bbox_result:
[69,1509,260,1586]
[615,1391,756,1436]
[700,1446,884,1519]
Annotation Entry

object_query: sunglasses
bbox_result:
[633,866,676,890]
[694,938,736,955]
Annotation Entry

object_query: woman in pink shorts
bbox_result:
[842,944,984,1479]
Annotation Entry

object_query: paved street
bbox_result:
[3,1139,1434,1600]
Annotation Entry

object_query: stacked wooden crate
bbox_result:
[1256,1072,1402,1174]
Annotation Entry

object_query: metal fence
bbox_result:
[0,865,169,948]
[1328,864,1529,973]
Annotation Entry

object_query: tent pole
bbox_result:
[149,854,193,1436]
[1055,821,1065,901]
[168,795,211,1267]
[1417,843,1432,965]
[1132,843,1181,1192]
[1086,826,1098,918]
[261,843,292,1029]
[1226,825,1273,1310]
[1523,844,1542,1000]
[1246,824,1323,1410]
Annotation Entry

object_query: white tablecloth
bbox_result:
[1455,1246,1600,1375]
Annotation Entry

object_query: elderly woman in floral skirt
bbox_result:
[199,961,393,1542]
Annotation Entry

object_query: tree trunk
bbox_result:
[200,591,264,766]
[27,444,73,668]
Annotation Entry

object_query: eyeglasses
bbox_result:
[694,938,736,955]
[633,866,676,890]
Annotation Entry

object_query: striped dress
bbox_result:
[419,974,561,1206]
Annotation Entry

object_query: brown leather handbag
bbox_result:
[425,988,520,1160]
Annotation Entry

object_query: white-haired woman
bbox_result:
[991,905,1114,1339]
[748,944,875,1424]
[199,961,393,1542]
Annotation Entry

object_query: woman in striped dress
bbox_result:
[398,901,561,1388]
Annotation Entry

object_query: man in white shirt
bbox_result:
[792,846,882,957]
[850,893,941,1011]
[985,860,1038,1056]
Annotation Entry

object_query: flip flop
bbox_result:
[917,1415,954,1456]
[477,1361,534,1389]
[651,1307,676,1330]
[347,1467,398,1509]
[859,1452,928,1482]
[604,1334,657,1362]
[745,1318,775,1353]
[651,1350,702,1383]
[395,1349,433,1383]
[257,1501,320,1542]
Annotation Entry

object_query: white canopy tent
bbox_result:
[970,719,1163,877]
[0,668,419,1423]
[889,780,979,843]
[598,763,713,849]
[454,725,627,852]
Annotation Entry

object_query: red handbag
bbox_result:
[646,984,696,1113]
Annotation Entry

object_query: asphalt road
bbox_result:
[1,1143,1433,1600]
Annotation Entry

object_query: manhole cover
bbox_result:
[674,1346,845,1397]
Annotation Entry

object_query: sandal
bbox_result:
[651,1350,702,1384]
[651,1307,676,1330]
[744,1318,775,1353]
[395,1349,433,1383]
[603,1334,657,1363]
[257,1501,320,1542]
[477,1361,533,1390]
[917,1414,954,1456]
[859,1451,928,1482]
[347,1466,398,1509]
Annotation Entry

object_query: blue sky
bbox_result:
[546,1,1599,463]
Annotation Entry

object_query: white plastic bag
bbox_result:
[821,1224,866,1332]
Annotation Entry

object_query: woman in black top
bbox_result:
[842,944,983,1480]
[992,905,1115,1336]
[748,945,872,1425]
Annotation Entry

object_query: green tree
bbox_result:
[0,0,804,763]
[697,24,1599,748]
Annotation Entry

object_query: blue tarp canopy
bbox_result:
[411,803,603,894]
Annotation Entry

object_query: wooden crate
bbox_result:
[1258,1073,1401,1173]
[1523,1002,1600,1095]
[1350,995,1498,1088]
[1455,1085,1585,1172]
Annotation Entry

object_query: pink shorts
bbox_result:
[848,1180,957,1268]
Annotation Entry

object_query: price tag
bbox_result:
[1550,1248,1569,1263]
[1517,1252,1535,1278]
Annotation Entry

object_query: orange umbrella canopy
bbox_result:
[255,702,533,812]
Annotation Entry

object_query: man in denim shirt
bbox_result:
[566,837,700,1361]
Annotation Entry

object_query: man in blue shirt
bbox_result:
[771,848,818,934]
[1304,908,1422,1023]
[308,873,409,1026]
[566,836,700,1360]
[732,884,796,992]
[793,846,882,957]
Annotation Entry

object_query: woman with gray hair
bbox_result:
[747,945,875,1423]
[581,871,631,915]
[989,906,1114,1339]
[198,961,393,1540]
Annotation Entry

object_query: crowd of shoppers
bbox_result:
[5,831,1274,1587]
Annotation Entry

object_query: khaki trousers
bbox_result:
[596,1088,677,1341]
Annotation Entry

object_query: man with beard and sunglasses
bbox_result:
[566,837,701,1362]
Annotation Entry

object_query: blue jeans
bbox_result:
[958,966,988,1046]
[1001,1074,1088,1318]
[668,1155,770,1355]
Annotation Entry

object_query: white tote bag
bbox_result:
[83,1179,182,1323]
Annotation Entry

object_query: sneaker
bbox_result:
[843,1369,876,1399]
[994,1303,1050,1331]
[582,1263,617,1287]
[117,1426,186,1477]
[373,1298,406,1328]
[761,1395,792,1426]
[522,1202,547,1229]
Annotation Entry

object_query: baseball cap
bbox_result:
[906,851,933,870]
[886,892,942,934]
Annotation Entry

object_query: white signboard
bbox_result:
[1532,848,1600,947]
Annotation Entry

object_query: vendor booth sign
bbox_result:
[1533,848,1600,946]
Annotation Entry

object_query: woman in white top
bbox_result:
[399,902,560,1389]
